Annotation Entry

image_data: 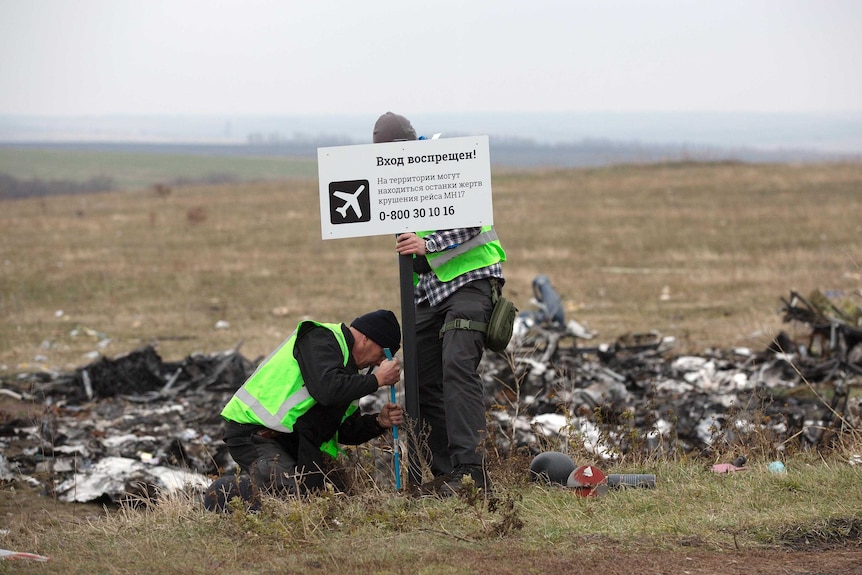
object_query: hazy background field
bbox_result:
[2,156,862,575]
[2,157,861,375]
[3,4,862,571]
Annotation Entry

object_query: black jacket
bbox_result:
[223,322,386,490]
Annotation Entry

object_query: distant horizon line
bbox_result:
[3,111,862,155]
[3,110,862,117]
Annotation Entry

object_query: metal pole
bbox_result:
[397,251,422,486]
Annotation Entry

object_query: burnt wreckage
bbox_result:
[1,280,860,504]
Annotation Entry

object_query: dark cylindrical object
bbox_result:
[607,474,656,489]
[529,452,576,485]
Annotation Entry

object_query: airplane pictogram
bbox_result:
[328,179,371,224]
[333,184,365,219]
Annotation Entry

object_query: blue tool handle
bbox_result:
[383,348,401,490]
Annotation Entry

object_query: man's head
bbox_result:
[350,309,401,366]
[373,112,417,143]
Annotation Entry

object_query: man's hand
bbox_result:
[374,356,401,388]
[396,232,426,256]
[377,403,404,428]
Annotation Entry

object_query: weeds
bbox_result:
[3,162,862,573]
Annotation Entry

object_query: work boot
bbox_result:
[416,473,451,496]
[427,464,491,498]
[202,474,260,513]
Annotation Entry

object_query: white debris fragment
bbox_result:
[531,413,568,436]
[0,549,50,562]
[55,456,210,503]
[566,319,595,339]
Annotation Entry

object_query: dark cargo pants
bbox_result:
[415,278,494,476]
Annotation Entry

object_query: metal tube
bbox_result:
[607,474,656,489]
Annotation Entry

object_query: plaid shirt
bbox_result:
[416,228,504,306]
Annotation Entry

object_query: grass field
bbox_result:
[0,147,317,190]
[1,160,861,373]
[1,457,861,574]
[1,159,861,573]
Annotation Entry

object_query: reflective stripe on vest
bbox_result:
[418,227,505,283]
[230,384,312,432]
[230,388,356,455]
[220,321,348,434]
[427,229,499,269]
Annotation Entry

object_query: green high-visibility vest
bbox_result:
[220,320,358,458]
[416,226,506,284]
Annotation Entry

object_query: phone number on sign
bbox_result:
[379,206,455,221]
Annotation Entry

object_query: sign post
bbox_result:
[318,135,494,487]
[396,250,420,484]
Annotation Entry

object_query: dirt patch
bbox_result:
[0,482,110,528]
[449,544,862,575]
[775,517,862,551]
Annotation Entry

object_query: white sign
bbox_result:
[317,136,493,240]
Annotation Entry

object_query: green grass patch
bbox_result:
[0,147,317,190]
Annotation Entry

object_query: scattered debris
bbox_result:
[606,473,656,489]
[0,549,51,562]
[567,464,608,497]
[712,455,749,473]
[482,285,862,459]
[0,345,254,504]
[55,456,210,504]
[0,282,860,506]
[779,289,862,365]
[528,450,655,497]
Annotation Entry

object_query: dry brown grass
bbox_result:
[494,162,862,352]
[2,457,861,575]
[2,162,861,374]
[2,161,862,573]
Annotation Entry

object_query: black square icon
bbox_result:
[329,180,371,224]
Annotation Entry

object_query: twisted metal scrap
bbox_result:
[2,288,860,502]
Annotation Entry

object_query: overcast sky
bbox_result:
[1,0,860,117]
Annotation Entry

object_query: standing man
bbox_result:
[373,111,507,495]
[205,309,403,510]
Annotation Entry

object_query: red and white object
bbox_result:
[566,464,608,497]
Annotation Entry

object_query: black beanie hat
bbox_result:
[373,112,417,143]
[351,309,401,354]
